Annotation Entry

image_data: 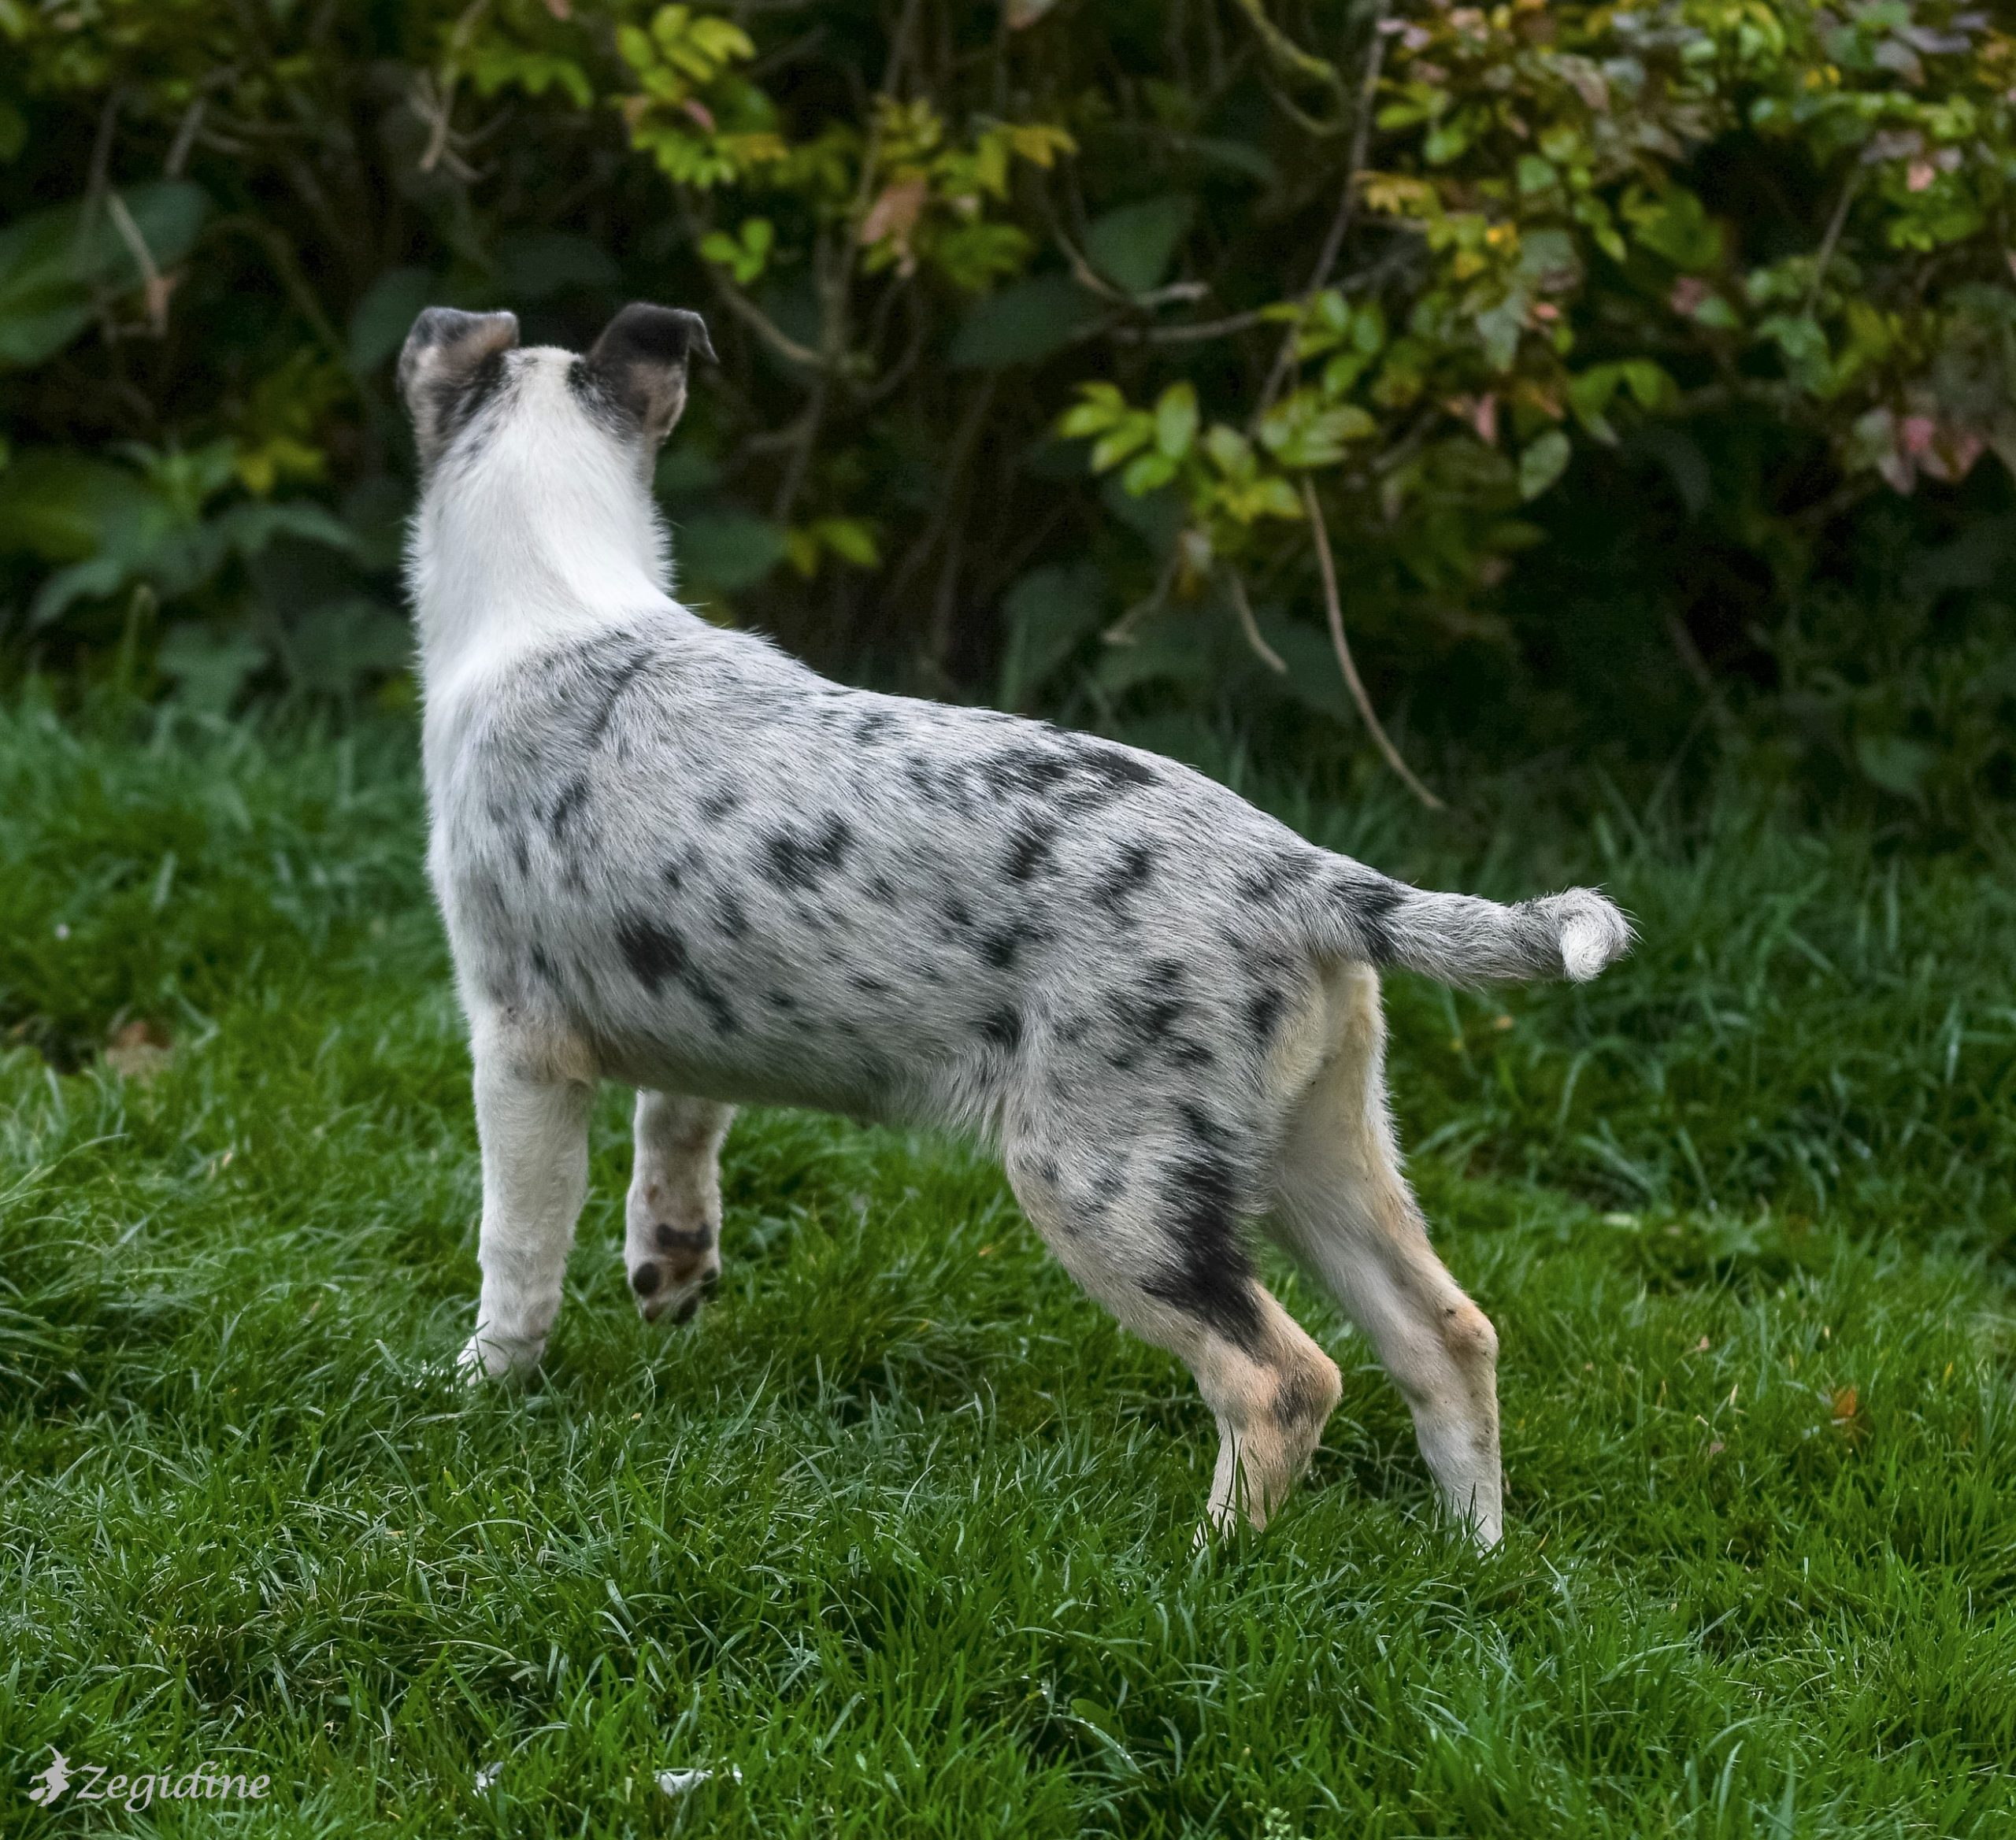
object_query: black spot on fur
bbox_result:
[1095,841,1158,914]
[853,709,895,743]
[1343,872,1406,963]
[581,650,650,746]
[428,347,513,455]
[849,972,892,996]
[866,874,900,906]
[980,747,1071,798]
[977,920,1042,970]
[1273,1366,1332,1431]
[529,943,560,989]
[654,1222,713,1255]
[1238,851,1320,905]
[1247,984,1285,1043]
[713,889,748,938]
[547,775,591,841]
[614,915,739,1035]
[699,787,741,823]
[941,895,975,934]
[760,815,854,891]
[903,758,943,804]
[980,1006,1023,1053]
[1069,740,1158,794]
[1004,817,1061,881]
[631,1261,662,1296]
[616,916,687,991]
[1145,1142,1264,1353]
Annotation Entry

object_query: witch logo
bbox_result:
[26,1750,71,1805]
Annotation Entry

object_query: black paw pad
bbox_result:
[654,1221,713,1255]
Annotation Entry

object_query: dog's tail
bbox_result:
[1306,867,1632,987]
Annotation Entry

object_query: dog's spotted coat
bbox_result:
[402,302,1632,1544]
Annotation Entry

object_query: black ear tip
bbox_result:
[679,309,719,367]
[595,302,716,367]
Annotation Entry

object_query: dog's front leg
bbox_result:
[625,1090,734,1324]
[458,1043,595,1379]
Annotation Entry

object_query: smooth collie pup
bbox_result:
[402,301,1630,1546]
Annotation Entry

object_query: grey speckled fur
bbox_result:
[402,302,1632,1544]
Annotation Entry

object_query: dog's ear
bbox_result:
[398,308,519,467]
[584,304,717,444]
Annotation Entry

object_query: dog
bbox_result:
[399,301,1630,1546]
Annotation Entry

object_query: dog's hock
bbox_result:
[585,302,717,444]
[398,307,520,465]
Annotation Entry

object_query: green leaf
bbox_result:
[1518,429,1573,501]
[0,452,158,562]
[278,594,414,694]
[812,516,880,568]
[1154,382,1198,459]
[997,560,1108,708]
[1082,194,1194,296]
[950,273,1099,368]
[1204,424,1254,479]
[1090,420,1153,472]
[1121,450,1177,495]
[673,511,787,591]
[347,268,437,376]
[157,625,270,713]
[1855,734,1934,799]
[1627,185,1723,271]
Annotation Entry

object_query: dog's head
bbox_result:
[396,302,717,477]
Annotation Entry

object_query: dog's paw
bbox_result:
[457,1329,543,1383]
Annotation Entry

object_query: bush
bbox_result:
[0,0,2011,820]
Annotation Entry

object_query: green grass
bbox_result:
[3,693,2015,1838]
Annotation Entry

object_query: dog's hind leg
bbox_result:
[1005,1130,1340,1534]
[458,1019,595,1379]
[625,1090,734,1324]
[1267,964,1503,1546]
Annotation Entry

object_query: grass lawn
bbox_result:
[3,694,2015,1838]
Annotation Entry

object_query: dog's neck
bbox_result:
[407,359,674,706]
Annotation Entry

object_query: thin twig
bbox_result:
[1103,550,1181,647]
[419,0,493,173]
[1255,0,1393,420]
[165,94,208,176]
[695,261,830,371]
[1225,570,1287,672]
[769,382,828,524]
[1049,222,1210,309]
[1802,165,1862,319]
[104,192,171,337]
[1299,474,1443,809]
[1118,305,1271,345]
[1228,0,1346,99]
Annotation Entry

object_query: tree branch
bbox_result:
[1256,0,1394,419]
[1299,474,1443,809]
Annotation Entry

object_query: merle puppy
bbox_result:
[402,301,1630,1546]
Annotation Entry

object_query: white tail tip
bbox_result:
[1555,890,1632,982]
